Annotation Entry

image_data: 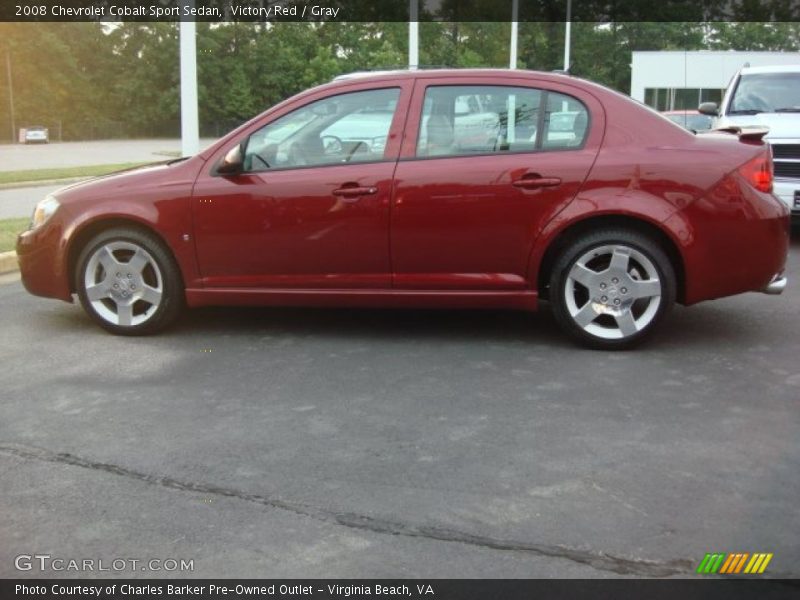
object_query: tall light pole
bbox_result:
[509,0,518,69]
[409,0,418,70]
[564,0,572,72]
[180,0,199,156]
[6,47,15,143]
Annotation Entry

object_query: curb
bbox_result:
[0,251,18,274]
[0,176,91,191]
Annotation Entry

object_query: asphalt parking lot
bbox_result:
[0,184,63,219]
[0,139,218,220]
[1,239,799,579]
[0,139,217,172]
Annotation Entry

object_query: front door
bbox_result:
[192,86,407,289]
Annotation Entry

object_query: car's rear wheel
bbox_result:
[75,227,183,335]
[549,229,675,350]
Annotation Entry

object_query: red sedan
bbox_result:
[17,69,789,349]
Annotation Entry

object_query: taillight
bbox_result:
[738,150,773,193]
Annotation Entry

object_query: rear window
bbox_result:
[542,92,590,149]
[665,113,713,131]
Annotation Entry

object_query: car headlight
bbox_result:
[31,195,60,229]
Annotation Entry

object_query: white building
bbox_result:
[631,51,800,111]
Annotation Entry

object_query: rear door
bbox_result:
[390,77,604,290]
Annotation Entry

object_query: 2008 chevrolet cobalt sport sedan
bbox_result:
[17,69,789,349]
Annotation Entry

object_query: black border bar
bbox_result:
[4,579,800,600]
[2,1,800,22]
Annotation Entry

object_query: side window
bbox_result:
[542,92,590,150]
[243,88,400,172]
[416,85,542,158]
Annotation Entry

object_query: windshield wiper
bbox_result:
[728,109,763,115]
[774,107,800,113]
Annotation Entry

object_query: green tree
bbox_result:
[107,23,181,135]
[0,22,114,141]
[708,22,800,51]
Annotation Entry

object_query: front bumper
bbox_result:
[773,180,800,224]
[16,222,73,302]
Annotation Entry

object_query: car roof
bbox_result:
[740,65,800,75]
[331,68,580,85]
[332,70,411,81]
[325,68,614,101]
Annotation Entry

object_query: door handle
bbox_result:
[512,175,562,189]
[332,185,378,200]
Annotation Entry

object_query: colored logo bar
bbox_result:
[696,552,773,574]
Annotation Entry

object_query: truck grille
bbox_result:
[774,162,800,178]
[771,144,800,159]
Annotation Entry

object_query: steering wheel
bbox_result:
[344,141,368,162]
[322,135,343,155]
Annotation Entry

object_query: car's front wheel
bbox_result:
[75,227,183,335]
[549,229,675,350]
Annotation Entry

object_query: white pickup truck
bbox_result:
[700,64,800,224]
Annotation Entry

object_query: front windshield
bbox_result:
[729,72,800,114]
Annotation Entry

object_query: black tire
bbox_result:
[548,228,676,350]
[75,227,183,335]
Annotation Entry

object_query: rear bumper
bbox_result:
[762,274,787,295]
[667,172,790,304]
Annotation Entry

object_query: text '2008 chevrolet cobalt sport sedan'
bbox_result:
[17,69,789,349]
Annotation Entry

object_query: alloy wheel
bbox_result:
[563,244,662,340]
[82,241,164,327]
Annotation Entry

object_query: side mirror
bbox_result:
[218,144,244,175]
[698,102,719,117]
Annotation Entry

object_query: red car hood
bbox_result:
[51,156,207,205]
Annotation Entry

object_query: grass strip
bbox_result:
[0,162,147,185]
[0,218,30,253]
